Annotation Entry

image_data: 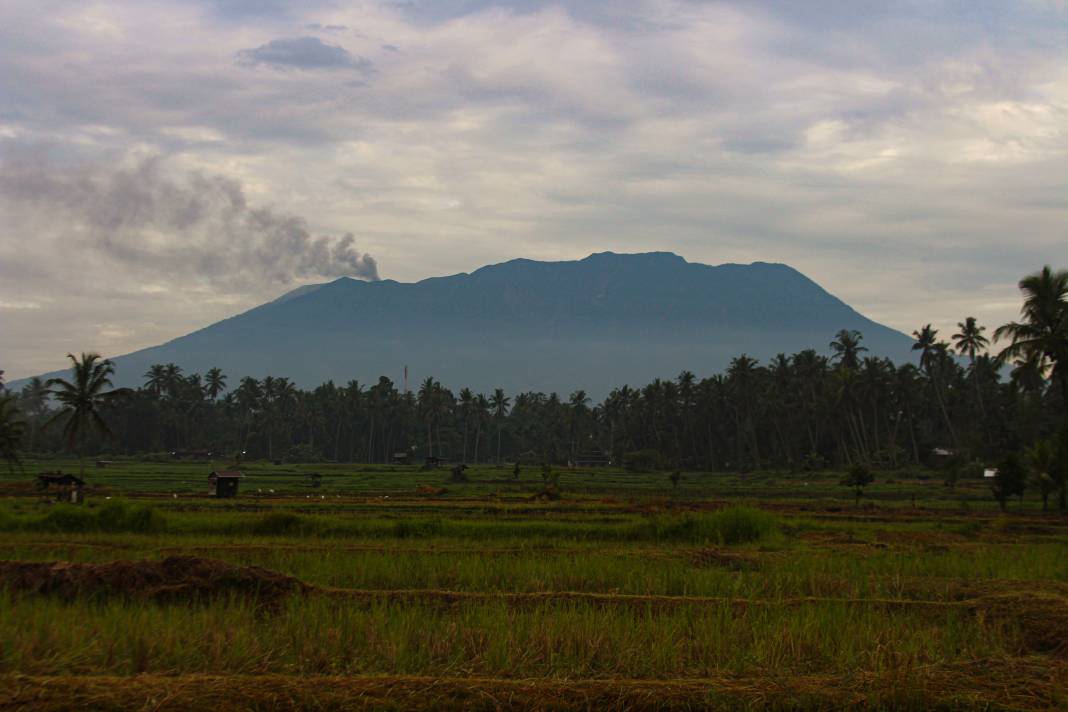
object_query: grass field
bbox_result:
[1,457,1066,710]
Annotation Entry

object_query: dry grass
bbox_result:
[2,662,1065,711]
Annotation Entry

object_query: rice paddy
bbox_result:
[1,459,1066,710]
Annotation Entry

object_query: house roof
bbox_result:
[208,471,243,479]
[37,473,85,486]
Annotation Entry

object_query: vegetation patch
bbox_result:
[0,556,306,606]
[640,506,780,545]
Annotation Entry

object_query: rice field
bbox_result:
[1,459,1066,710]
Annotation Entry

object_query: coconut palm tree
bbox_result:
[46,353,130,476]
[912,325,957,448]
[953,317,989,414]
[19,376,49,452]
[995,266,1068,410]
[205,367,228,401]
[458,388,474,463]
[491,388,510,465]
[829,330,867,371]
[143,364,167,397]
[472,393,490,463]
[0,393,26,472]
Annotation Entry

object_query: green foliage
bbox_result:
[991,453,1027,510]
[642,506,779,545]
[250,512,308,536]
[28,501,167,534]
[841,464,875,504]
[285,443,323,464]
[392,518,444,538]
[623,449,660,472]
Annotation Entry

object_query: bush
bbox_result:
[34,501,166,534]
[642,506,779,545]
[250,511,308,536]
[623,449,661,472]
[392,518,444,538]
[285,443,323,463]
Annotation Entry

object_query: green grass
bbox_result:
[1,458,1066,710]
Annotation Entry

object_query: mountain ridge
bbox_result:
[9,252,914,397]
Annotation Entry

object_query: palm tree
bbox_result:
[953,316,990,420]
[143,364,167,397]
[458,388,474,463]
[568,389,591,462]
[46,353,130,476]
[19,376,49,452]
[829,330,867,371]
[995,266,1068,410]
[912,325,957,448]
[472,393,490,463]
[205,368,228,401]
[491,388,510,465]
[0,393,26,472]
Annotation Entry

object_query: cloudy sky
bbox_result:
[1,0,1066,379]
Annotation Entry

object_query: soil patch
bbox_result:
[0,556,306,606]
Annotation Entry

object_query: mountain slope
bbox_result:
[15,252,916,397]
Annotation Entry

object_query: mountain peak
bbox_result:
[12,252,913,397]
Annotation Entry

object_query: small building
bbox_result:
[392,452,410,465]
[208,470,243,498]
[424,456,442,469]
[36,473,86,503]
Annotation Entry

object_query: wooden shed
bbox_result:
[208,470,243,498]
[36,473,86,503]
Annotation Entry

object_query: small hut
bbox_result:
[392,452,410,465]
[208,470,243,498]
[36,473,86,503]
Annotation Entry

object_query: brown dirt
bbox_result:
[1,662,1065,711]
[0,556,306,606]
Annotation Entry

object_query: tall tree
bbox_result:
[205,368,228,401]
[491,388,510,465]
[829,329,868,371]
[953,316,990,420]
[46,353,130,475]
[912,325,958,448]
[0,393,26,472]
[995,266,1068,411]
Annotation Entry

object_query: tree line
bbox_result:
[2,266,1066,505]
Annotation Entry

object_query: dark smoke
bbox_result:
[0,156,379,286]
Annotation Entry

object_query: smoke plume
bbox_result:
[0,156,379,287]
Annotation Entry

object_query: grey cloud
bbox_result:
[0,156,379,286]
[236,37,371,71]
[305,23,349,33]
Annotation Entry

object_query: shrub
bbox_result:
[37,506,97,532]
[33,501,166,533]
[392,518,444,538]
[285,444,323,463]
[841,464,875,505]
[250,511,308,536]
[623,449,661,472]
[643,506,779,545]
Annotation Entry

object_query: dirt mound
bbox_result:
[0,556,307,606]
[966,585,1068,657]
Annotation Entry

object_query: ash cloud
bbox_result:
[0,156,379,287]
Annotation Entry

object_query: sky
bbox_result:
[1,0,1066,380]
